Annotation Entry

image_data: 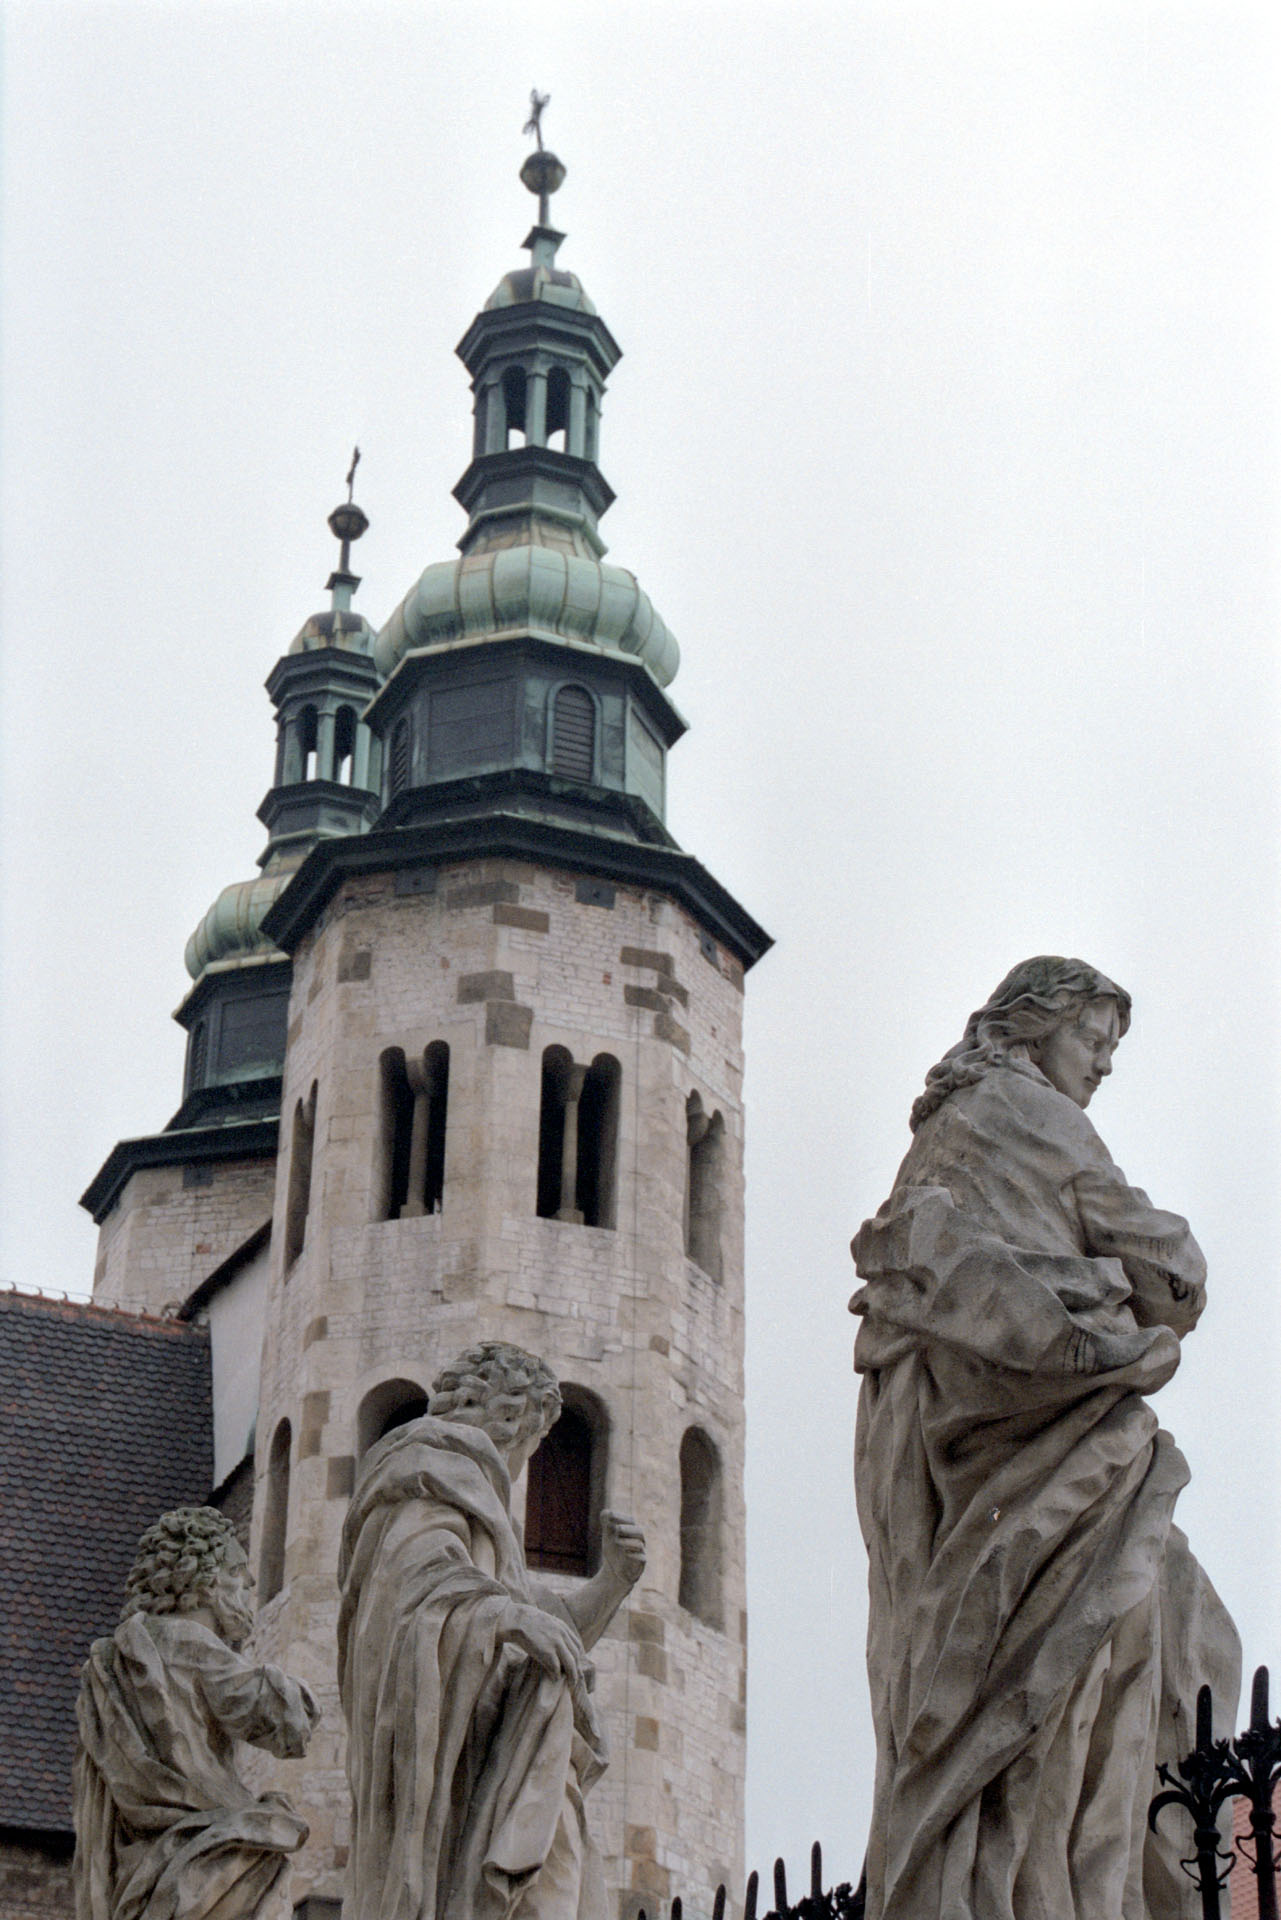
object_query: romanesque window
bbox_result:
[259,1417,292,1603]
[299,706,319,782]
[536,1049,619,1228]
[552,686,595,783]
[334,705,358,785]
[685,1092,726,1281]
[283,1082,317,1268]
[374,1043,449,1221]
[525,1387,608,1577]
[545,365,571,451]
[503,365,528,447]
[678,1426,723,1628]
[187,1020,208,1095]
[355,1377,431,1458]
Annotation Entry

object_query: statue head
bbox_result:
[430,1342,562,1470]
[911,955,1131,1129]
[121,1506,254,1648]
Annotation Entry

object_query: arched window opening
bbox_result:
[685,1093,726,1281]
[356,1377,431,1459]
[259,1417,291,1603]
[678,1427,723,1628]
[375,1043,450,1221]
[584,389,599,465]
[552,685,595,783]
[283,1081,317,1268]
[334,706,358,786]
[390,718,412,798]
[536,1049,619,1228]
[299,706,319,782]
[545,366,571,453]
[503,365,528,448]
[525,1387,608,1576]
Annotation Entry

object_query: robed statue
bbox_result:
[850,956,1239,1920]
[73,1506,318,1920]
[338,1341,646,1920]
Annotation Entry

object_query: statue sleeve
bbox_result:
[193,1634,318,1757]
[1070,1163,1207,1336]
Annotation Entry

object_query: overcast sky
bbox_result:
[2,0,1278,1891]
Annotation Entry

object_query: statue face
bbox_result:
[1034,998,1121,1108]
[205,1543,255,1648]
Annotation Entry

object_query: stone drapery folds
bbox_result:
[850,965,1239,1920]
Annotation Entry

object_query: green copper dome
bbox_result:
[184,867,299,981]
[373,544,680,688]
[287,607,377,656]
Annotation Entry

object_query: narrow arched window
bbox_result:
[686,1093,726,1281]
[679,1427,723,1627]
[525,1388,608,1576]
[584,388,599,464]
[552,686,595,783]
[259,1417,292,1603]
[545,366,571,452]
[355,1377,431,1458]
[283,1082,317,1268]
[187,1021,208,1096]
[537,1049,618,1227]
[389,718,412,798]
[374,1044,449,1220]
[334,706,358,786]
[503,365,528,447]
[299,706,319,782]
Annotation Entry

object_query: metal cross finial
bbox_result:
[345,445,360,502]
[523,90,550,152]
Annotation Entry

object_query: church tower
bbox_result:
[83,133,770,1919]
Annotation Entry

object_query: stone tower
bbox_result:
[83,140,770,1919]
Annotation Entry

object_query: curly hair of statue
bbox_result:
[120,1505,240,1620]
[910,954,1132,1132]
[430,1340,562,1442]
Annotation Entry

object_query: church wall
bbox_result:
[91,1158,276,1316]
[0,1838,73,1920]
[247,854,748,1917]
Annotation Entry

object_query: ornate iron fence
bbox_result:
[1149,1665,1281,1920]
[638,1842,865,1920]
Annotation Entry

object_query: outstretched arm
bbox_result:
[533,1511,646,1650]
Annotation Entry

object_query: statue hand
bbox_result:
[501,1603,586,1681]
[600,1511,646,1588]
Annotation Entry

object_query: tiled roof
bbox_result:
[0,1290,212,1833]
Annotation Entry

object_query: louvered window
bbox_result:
[552,687,595,782]
[390,719,411,796]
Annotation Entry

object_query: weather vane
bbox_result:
[523,90,550,152]
[345,446,360,503]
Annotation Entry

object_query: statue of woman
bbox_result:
[850,956,1239,1920]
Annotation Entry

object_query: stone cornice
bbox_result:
[79,1117,280,1224]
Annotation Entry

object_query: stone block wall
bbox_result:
[93,1158,276,1317]
[247,854,749,1918]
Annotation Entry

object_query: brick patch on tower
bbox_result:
[654,1010,690,1054]
[337,944,372,983]
[304,1316,328,1348]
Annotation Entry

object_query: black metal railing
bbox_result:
[638,1842,866,1920]
[1149,1665,1281,1920]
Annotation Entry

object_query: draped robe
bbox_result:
[850,1060,1239,1920]
[337,1416,608,1920]
[73,1613,314,1920]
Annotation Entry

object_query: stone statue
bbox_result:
[338,1341,646,1920]
[849,956,1239,1920]
[73,1505,319,1920]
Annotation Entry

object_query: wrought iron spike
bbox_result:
[744,1868,758,1920]
[773,1859,787,1913]
[810,1842,822,1898]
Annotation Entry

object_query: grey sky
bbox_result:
[2,0,1278,1890]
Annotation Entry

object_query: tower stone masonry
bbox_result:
[82,141,770,1920]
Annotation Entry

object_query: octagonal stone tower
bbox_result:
[84,141,770,1920]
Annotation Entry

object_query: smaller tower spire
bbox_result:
[519,91,567,270]
[326,447,369,612]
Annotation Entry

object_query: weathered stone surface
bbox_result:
[73,1507,318,1920]
[850,957,1240,1920]
[338,1344,645,1920]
